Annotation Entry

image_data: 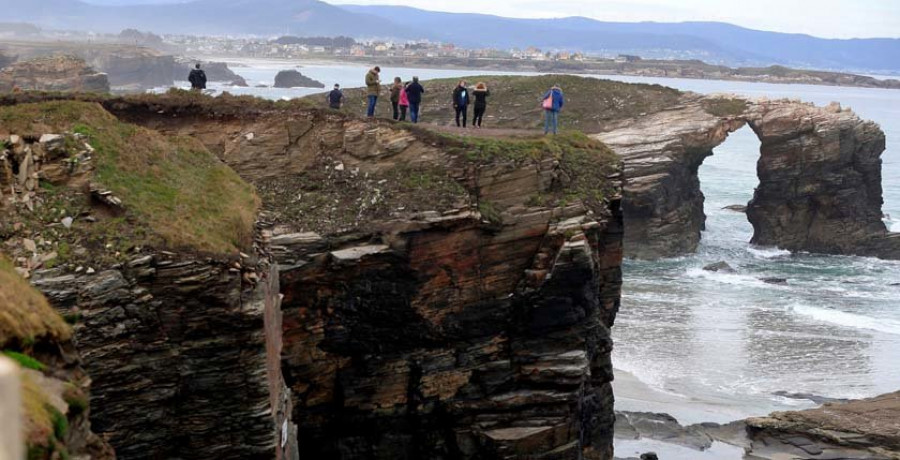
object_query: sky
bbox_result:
[81,0,900,39]
[326,0,900,39]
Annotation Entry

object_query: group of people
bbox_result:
[364,66,427,123]
[450,80,490,128]
[326,66,567,135]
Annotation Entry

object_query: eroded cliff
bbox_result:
[0,100,295,459]
[1,93,625,460]
[595,94,899,260]
[0,255,114,460]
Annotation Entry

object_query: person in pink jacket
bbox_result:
[398,81,411,121]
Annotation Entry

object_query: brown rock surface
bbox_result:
[1,256,114,460]
[595,94,899,260]
[113,102,624,459]
[744,392,900,459]
[0,55,109,93]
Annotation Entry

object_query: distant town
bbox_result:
[168,33,673,65]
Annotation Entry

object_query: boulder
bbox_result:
[273,69,324,88]
[761,277,788,285]
[704,261,735,273]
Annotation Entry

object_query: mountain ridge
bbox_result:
[1,0,898,72]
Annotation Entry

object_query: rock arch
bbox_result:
[596,95,900,260]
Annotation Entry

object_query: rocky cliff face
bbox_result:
[0,256,114,460]
[0,100,295,459]
[114,103,625,459]
[30,255,291,459]
[596,95,899,260]
[0,42,178,90]
[0,55,109,93]
[744,100,899,258]
[1,94,624,459]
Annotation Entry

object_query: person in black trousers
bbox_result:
[452,80,469,128]
[472,82,490,128]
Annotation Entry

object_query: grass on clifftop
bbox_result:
[312,74,682,133]
[0,101,259,255]
[426,130,620,216]
[0,256,71,347]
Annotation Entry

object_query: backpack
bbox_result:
[542,94,553,110]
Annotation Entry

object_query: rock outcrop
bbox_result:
[177,59,248,86]
[104,99,625,459]
[744,391,900,459]
[0,42,178,90]
[1,93,625,460]
[744,101,899,258]
[595,95,900,260]
[273,70,324,88]
[0,100,296,459]
[615,393,900,460]
[1,256,114,460]
[0,55,109,93]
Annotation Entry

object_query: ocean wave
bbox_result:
[685,267,770,287]
[746,246,792,259]
[790,304,900,335]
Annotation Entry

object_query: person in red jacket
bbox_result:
[398,81,410,121]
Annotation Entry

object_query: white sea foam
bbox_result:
[747,246,792,259]
[686,267,768,287]
[790,304,900,335]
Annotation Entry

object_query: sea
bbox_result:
[177,60,900,444]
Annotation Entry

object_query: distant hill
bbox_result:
[1,0,898,72]
[343,5,900,73]
[0,0,416,37]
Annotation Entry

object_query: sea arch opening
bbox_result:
[696,124,764,256]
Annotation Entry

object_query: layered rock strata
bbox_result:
[596,95,899,260]
[0,55,109,93]
[1,256,114,460]
[122,107,625,459]
[0,102,296,459]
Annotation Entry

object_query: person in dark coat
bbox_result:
[472,82,490,128]
[188,63,207,91]
[326,83,344,109]
[390,77,403,120]
[405,76,425,123]
[452,80,470,128]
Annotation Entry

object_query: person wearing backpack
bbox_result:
[326,83,344,109]
[188,63,207,91]
[541,84,565,135]
[472,82,490,128]
[398,82,410,121]
[406,76,425,123]
[452,80,470,128]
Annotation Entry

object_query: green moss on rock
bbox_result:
[0,101,259,256]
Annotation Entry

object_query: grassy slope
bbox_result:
[312,74,682,133]
[0,100,259,255]
[0,256,71,347]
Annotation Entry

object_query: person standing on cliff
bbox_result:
[398,81,410,121]
[452,80,470,128]
[542,84,565,135]
[365,66,381,118]
[472,82,490,128]
[406,76,425,123]
[188,63,207,91]
[390,77,403,120]
[327,83,344,109]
